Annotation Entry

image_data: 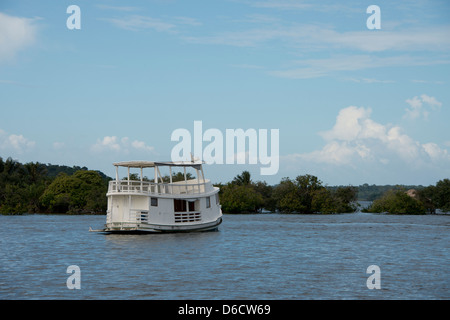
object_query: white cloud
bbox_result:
[96,5,140,12]
[100,15,177,33]
[184,21,450,52]
[92,136,121,152]
[184,19,450,79]
[320,106,389,143]
[0,129,35,153]
[131,140,155,152]
[250,0,313,10]
[270,55,449,79]
[422,142,449,162]
[344,77,395,84]
[91,136,155,154]
[285,106,450,170]
[0,12,39,62]
[248,1,358,13]
[325,27,450,53]
[91,136,122,152]
[404,94,442,120]
[172,16,202,27]
[420,94,442,108]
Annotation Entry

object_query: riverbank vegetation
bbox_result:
[217,171,358,214]
[362,179,450,214]
[0,157,109,214]
[0,157,449,215]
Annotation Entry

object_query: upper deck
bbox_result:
[107,178,215,196]
[107,159,217,197]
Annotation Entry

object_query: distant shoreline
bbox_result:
[1,157,449,215]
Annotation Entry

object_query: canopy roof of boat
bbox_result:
[113,160,203,169]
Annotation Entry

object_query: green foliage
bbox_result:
[218,172,358,214]
[273,177,307,213]
[165,172,194,182]
[366,189,426,214]
[364,179,449,215]
[333,186,359,212]
[1,156,448,215]
[252,180,276,212]
[123,173,141,181]
[0,157,50,214]
[434,179,450,212]
[216,172,360,214]
[0,157,109,214]
[355,183,424,201]
[40,170,107,214]
[218,171,264,213]
[220,184,264,213]
[272,175,358,214]
[232,171,252,186]
[417,185,437,214]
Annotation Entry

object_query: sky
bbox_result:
[0,0,449,186]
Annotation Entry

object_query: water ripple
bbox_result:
[0,213,448,299]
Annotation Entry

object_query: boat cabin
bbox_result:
[104,160,222,233]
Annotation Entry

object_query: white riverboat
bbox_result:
[97,160,222,233]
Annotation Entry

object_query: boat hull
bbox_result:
[98,217,222,234]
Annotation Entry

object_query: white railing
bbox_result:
[108,179,213,195]
[129,209,149,224]
[106,210,148,230]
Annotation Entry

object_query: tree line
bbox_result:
[215,171,359,214]
[362,181,450,214]
[216,171,449,214]
[0,157,448,215]
[0,157,109,214]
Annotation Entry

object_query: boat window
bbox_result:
[151,198,158,207]
[174,199,187,212]
[215,193,219,204]
[188,201,195,212]
[206,197,211,208]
